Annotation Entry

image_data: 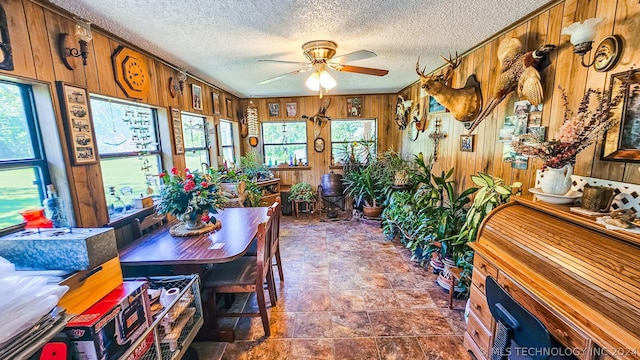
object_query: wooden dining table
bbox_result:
[118,206,270,341]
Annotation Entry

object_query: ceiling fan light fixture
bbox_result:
[305,71,321,91]
[319,70,336,90]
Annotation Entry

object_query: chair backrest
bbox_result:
[267,198,281,251]
[132,213,167,238]
[486,276,552,360]
[255,213,274,282]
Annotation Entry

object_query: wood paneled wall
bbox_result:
[0,0,241,227]
[239,94,398,189]
[401,0,640,194]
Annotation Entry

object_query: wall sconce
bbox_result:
[561,17,622,72]
[58,17,92,70]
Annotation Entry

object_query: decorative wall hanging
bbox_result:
[212,92,221,114]
[0,5,13,70]
[602,69,640,161]
[407,102,422,142]
[191,84,202,110]
[467,38,556,133]
[460,134,474,152]
[302,97,331,139]
[416,53,482,124]
[226,98,233,118]
[394,95,412,130]
[236,108,248,138]
[169,107,184,154]
[56,82,98,165]
[112,46,150,100]
[58,18,92,71]
[286,102,297,117]
[268,102,280,117]
[562,18,623,72]
[347,97,362,117]
[169,69,187,98]
[428,117,446,162]
[246,101,259,147]
[314,137,325,152]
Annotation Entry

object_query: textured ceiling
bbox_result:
[48,0,551,98]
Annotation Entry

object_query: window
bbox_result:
[330,119,376,163]
[181,113,209,172]
[0,81,51,229]
[262,122,307,166]
[90,98,161,214]
[219,120,236,166]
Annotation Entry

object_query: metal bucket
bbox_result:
[320,173,343,197]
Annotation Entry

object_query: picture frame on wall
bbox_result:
[428,96,446,113]
[314,137,325,152]
[226,98,233,118]
[347,97,362,117]
[268,102,280,117]
[286,102,297,117]
[602,69,640,162]
[170,107,184,154]
[56,82,98,165]
[192,84,202,110]
[212,92,220,114]
[460,134,474,152]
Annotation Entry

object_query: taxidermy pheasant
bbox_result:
[302,97,332,128]
[466,38,556,133]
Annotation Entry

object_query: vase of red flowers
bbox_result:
[513,84,627,194]
[157,167,226,229]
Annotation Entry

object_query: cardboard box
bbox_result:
[65,281,151,360]
[0,227,118,271]
[132,196,153,209]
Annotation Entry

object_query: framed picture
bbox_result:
[460,134,474,152]
[513,100,531,115]
[285,102,297,117]
[170,107,184,154]
[528,111,542,127]
[314,137,325,152]
[512,155,529,170]
[514,115,528,136]
[268,102,280,117]
[499,128,514,142]
[212,92,220,114]
[428,96,446,113]
[192,84,202,110]
[602,69,640,161]
[226,98,233,118]
[347,97,362,117]
[56,82,98,165]
[526,126,546,142]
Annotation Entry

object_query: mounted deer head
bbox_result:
[416,53,482,123]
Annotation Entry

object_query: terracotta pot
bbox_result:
[362,205,384,218]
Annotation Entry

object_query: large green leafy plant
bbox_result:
[289,182,317,202]
[157,168,226,221]
[342,160,387,208]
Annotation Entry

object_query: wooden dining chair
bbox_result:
[268,198,284,282]
[202,214,277,336]
[132,212,166,238]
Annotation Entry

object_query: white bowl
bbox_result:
[529,188,582,205]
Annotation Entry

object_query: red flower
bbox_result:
[186,173,194,180]
[183,180,196,192]
[170,167,178,175]
[201,214,211,222]
[200,181,209,187]
[158,172,166,178]
[184,168,190,173]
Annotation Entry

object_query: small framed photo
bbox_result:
[527,126,546,142]
[513,100,531,115]
[499,128,514,142]
[502,143,515,162]
[504,115,516,127]
[428,96,447,113]
[512,155,529,170]
[170,107,184,154]
[528,111,542,127]
[212,92,220,114]
[530,103,543,112]
[347,97,362,117]
[514,115,528,135]
[192,84,202,110]
[226,98,233,118]
[460,134,474,152]
[268,102,280,117]
[286,102,297,117]
[314,137,325,152]
[56,82,98,165]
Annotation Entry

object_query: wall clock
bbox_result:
[112,46,150,100]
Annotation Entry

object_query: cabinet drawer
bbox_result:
[496,272,588,351]
[469,284,493,328]
[467,311,492,358]
[473,255,498,280]
[464,331,488,360]
[471,267,489,294]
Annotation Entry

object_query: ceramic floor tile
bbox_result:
[376,337,425,360]
[368,310,415,336]
[407,309,454,335]
[221,339,292,360]
[330,290,367,311]
[290,339,334,359]
[330,311,373,337]
[296,290,331,311]
[333,338,380,360]
[361,289,400,310]
[394,289,437,309]
[417,335,467,359]
[294,312,333,338]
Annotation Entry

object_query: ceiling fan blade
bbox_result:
[257,59,310,66]
[331,50,377,64]
[332,64,389,76]
[258,68,312,84]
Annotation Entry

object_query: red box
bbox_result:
[64,281,152,360]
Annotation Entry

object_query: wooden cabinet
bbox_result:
[465,197,640,360]
[255,178,280,206]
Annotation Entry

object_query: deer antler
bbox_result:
[415,57,427,78]
[438,52,460,85]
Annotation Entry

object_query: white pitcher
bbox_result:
[540,164,573,195]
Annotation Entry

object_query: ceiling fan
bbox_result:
[257,40,389,89]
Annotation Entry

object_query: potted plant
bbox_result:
[240,150,273,180]
[342,160,386,218]
[289,182,317,203]
[379,149,411,187]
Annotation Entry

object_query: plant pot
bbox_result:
[393,170,409,186]
[437,257,465,293]
[180,213,206,230]
[362,205,384,218]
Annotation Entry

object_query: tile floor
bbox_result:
[193,213,468,360]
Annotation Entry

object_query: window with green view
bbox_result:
[0,81,51,229]
[181,113,209,172]
[330,119,377,164]
[90,97,161,215]
[262,121,307,166]
[219,120,236,166]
